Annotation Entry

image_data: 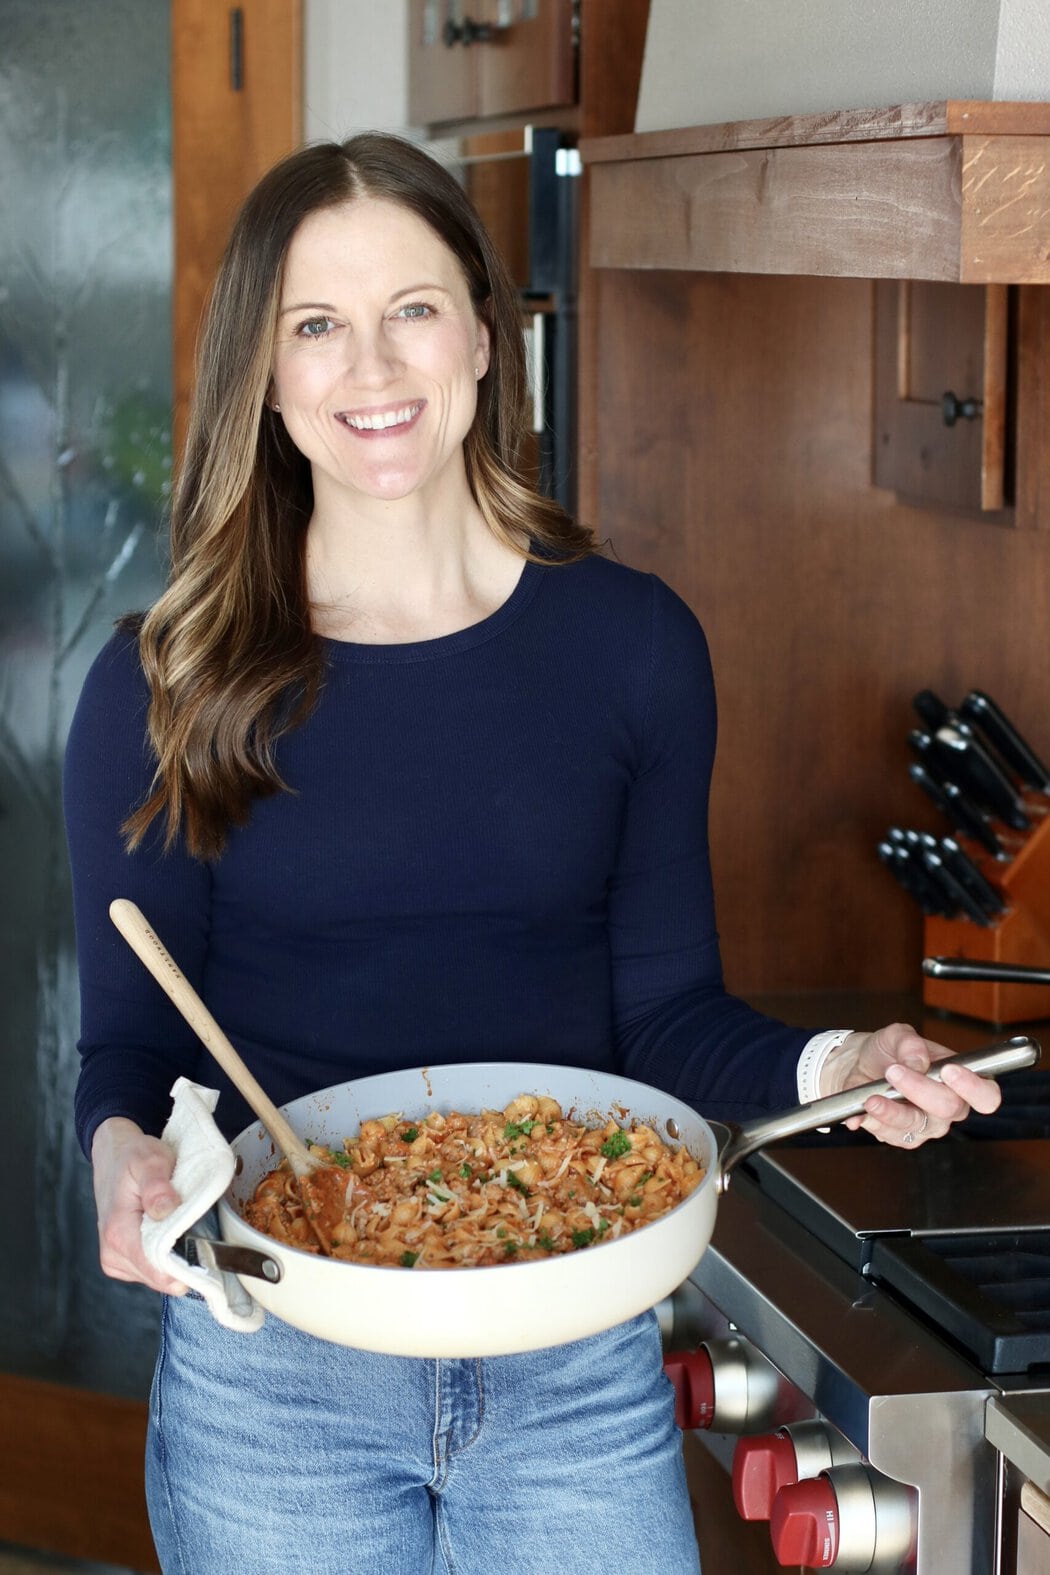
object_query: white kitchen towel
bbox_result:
[140,1076,265,1333]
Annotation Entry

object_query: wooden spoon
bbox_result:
[109,898,341,1250]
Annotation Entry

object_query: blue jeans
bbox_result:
[146,1293,701,1574]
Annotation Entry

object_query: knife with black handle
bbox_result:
[908,760,953,816]
[940,780,1009,860]
[912,689,957,735]
[907,750,1008,859]
[938,836,1007,918]
[886,829,952,914]
[901,830,963,916]
[912,689,985,748]
[913,686,1032,792]
[959,690,1050,794]
[908,727,939,766]
[878,839,916,908]
[878,838,946,915]
[921,848,994,926]
[931,724,1030,831]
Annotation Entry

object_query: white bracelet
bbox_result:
[796,1029,854,1105]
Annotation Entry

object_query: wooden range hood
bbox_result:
[580,100,1050,283]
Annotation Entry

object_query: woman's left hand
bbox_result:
[820,1022,1002,1148]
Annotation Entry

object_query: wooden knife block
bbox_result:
[923,799,1050,1025]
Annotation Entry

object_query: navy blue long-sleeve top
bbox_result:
[64,551,810,1154]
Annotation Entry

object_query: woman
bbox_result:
[64,134,998,1574]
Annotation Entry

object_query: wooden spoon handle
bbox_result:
[109,898,316,1176]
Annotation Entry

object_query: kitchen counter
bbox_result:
[744,989,1050,1051]
[988,1393,1050,1490]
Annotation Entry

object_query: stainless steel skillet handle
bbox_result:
[715,1035,1040,1189]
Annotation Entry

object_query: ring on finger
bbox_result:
[903,1112,930,1146]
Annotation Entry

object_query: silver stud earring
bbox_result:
[273,402,281,412]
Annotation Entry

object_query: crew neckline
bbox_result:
[318,553,545,664]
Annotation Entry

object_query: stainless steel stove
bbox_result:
[658,1137,1050,1573]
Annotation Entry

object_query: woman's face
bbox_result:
[270,196,491,512]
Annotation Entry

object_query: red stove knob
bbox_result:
[734,1422,860,1521]
[770,1477,839,1567]
[663,1337,779,1433]
[733,1431,800,1520]
[662,1347,715,1430]
[770,1464,915,1571]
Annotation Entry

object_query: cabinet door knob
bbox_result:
[443,15,498,46]
[942,390,982,426]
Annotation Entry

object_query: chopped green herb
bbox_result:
[571,1228,596,1250]
[459,1162,472,1179]
[627,1196,642,1208]
[400,1251,419,1267]
[427,1168,443,1184]
[638,1171,653,1185]
[497,1227,508,1238]
[402,1127,419,1144]
[537,1232,557,1252]
[600,1130,632,1160]
[325,1149,353,1168]
[504,1119,537,1139]
[505,1170,530,1195]
[503,1241,519,1257]
[597,1218,610,1235]
[546,1122,555,1134]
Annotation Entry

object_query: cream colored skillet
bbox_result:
[111,897,1038,1358]
[214,1042,1037,1358]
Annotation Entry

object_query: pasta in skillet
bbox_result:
[242,1094,705,1267]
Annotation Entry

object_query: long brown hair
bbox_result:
[124,133,593,861]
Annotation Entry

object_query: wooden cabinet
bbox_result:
[408,0,576,127]
[173,0,303,454]
[574,235,1050,993]
[582,101,1050,283]
[1019,1482,1050,1575]
[0,1374,159,1570]
[873,280,1010,516]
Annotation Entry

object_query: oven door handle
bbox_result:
[924,956,1050,986]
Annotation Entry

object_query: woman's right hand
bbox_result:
[91,1116,188,1295]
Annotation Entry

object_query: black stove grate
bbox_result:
[956,1071,1050,1141]
[868,1229,1050,1375]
